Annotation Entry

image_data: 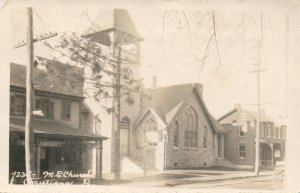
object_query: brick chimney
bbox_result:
[34,58,47,72]
[152,75,157,88]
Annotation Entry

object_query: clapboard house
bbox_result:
[9,57,107,182]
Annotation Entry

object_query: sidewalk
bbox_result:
[164,170,273,187]
[112,170,274,187]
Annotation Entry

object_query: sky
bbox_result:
[10,4,289,124]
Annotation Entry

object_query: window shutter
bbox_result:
[22,96,26,116]
[10,95,15,114]
[50,101,54,119]
[61,101,65,120]
[35,99,40,110]
[68,102,71,119]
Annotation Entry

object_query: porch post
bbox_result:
[96,141,103,179]
[35,138,41,178]
[270,143,274,167]
[221,134,225,158]
[99,141,103,179]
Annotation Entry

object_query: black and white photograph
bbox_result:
[1,0,300,192]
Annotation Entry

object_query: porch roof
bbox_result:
[10,117,108,141]
[260,138,285,145]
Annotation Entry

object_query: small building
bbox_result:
[9,57,107,183]
[218,104,286,169]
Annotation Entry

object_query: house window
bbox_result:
[173,121,179,148]
[184,107,198,148]
[61,101,71,120]
[238,144,246,159]
[10,94,26,116]
[35,98,54,119]
[239,126,245,137]
[203,125,208,149]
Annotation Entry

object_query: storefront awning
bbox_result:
[10,117,108,141]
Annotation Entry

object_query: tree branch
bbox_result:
[213,11,222,66]
[182,11,192,42]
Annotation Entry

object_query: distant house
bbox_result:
[9,57,107,183]
[218,104,286,169]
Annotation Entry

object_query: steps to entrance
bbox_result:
[121,156,157,174]
[215,157,236,168]
[121,157,143,174]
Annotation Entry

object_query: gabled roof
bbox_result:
[137,83,226,133]
[165,101,186,124]
[133,107,166,129]
[10,56,84,98]
[218,107,273,123]
[217,108,238,121]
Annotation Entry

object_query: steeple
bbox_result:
[82,9,143,79]
[82,9,143,46]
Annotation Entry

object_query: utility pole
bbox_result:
[254,13,264,176]
[13,8,57,182]
[25,7,35,182]
[114,44,121,180]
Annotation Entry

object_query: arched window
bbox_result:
[184,107,198,148]
[120,116,130,129]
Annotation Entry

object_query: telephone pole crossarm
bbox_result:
[14,32,58,49]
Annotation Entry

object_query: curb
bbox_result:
[164,173,273,187]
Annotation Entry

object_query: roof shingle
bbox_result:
[10,57,84,98]
[139,83,225,133]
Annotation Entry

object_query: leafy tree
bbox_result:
[44,33,142,113]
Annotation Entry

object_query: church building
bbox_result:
[83,9,235,174]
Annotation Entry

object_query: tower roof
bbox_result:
[82,9,143,45]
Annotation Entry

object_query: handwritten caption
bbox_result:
[11,170,92,185]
